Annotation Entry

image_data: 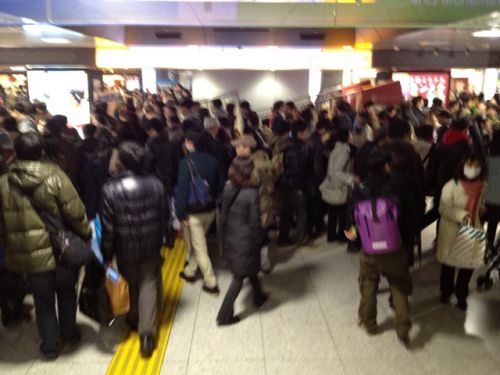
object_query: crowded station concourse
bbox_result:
[1,1,500,375]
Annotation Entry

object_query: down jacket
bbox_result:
[0,161,91,274]
[220,183,266,277]
[437,179,486,264]
[100,171,166,263]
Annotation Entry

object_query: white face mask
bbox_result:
[464,166,481,180]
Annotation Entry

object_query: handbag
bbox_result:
[79,260,114,325]
[104,267,130,317]
[445,224,486,269]
[11,183,94,269]
[319,179,348,205]
[186,157,215,212]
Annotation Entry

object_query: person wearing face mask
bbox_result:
[437,155,486,311]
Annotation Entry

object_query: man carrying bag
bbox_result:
[0,133,91,360]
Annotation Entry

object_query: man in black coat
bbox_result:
[101,142,166,358]
[277,120,309,245]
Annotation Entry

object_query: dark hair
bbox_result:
[34,102,48,112]
[432,98,443,107]
[118,141,145,173]
[45,116,67,135]
[275,120,291,136]
[336,100,351,114]
[82,124,97,138]
[448,100,458,109]
[411,96,423,107]
[180,99,194,110]
[490,130,500,157]
[14,133,44,161]
[228,157,254,187]
[415,125,434,141]
[198,107,210,121]
[366,147,391,176]
[451,118,469,131]
[169,115,181,126]
[316,119,332,133]
[144,117,165,133]
[359,111,370,120]
[12,102,26,114]
[212,99,223,109]
[184,130,205,149]
[387,118,411,140]
[240,101,250,110]
[456,153,486,181]
[273,101,284,112]
[291,120,308,139]
[0,107,8,117]
[3,116,17,132]
[437,110,453,120]
[285,101,296,109]
[335,127,350,143]
[226,103,235,113]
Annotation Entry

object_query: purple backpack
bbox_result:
[354,198,402,255]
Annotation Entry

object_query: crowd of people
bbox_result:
[0,84,499,359]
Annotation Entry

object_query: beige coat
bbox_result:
[436,179,486,264]
[251,150,275,229]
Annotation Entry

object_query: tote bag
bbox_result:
[104,268,130,317]
[445,224,486,269]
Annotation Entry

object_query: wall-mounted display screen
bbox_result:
[27,70,90,130]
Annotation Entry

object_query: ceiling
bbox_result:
[0,1,498,54]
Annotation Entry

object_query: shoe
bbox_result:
[357,318,377,335]
[202,284,220,296]
[1,304,11,327]
[179,271,199,283]
[397,333,410,347]
[61,330,82,353]
[278,239,294,247]
[439,295,451,305]
[456,300,468,311]
[254,293,269,308]
[41,351,59,361]
[217,315,240,326]
[140,334,156,358]
[347,243,360,253]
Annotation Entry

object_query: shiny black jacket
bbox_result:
[100,171,166,262]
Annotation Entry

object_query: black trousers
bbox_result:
[28,265,78,354]
[486,204,500,253]
[279,190,307,243]
[440,264,473,303]
[306,186,326,237]
[327,204,347,242]
[217,275,264,323]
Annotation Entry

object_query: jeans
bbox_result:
[217,275,264,323]
[118,256,160,337]
[279,190,307,243]
[327,204,347,242]
[440,264,473,303]
[28,265,79,354]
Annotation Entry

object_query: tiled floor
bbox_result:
[2,224,500,375]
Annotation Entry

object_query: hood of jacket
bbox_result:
[8,160,55,192]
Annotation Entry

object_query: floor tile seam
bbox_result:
[184,286,203,375]
[258,302,268,375]
[298,249,347,374]
[22,360,36,375]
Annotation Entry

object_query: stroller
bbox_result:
[477,243,500,291]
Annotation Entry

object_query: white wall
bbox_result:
[191,70,310,113]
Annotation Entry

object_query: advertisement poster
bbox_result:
[393,72,450,106]
[27,70,90,130]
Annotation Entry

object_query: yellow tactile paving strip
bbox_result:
[106,240,186,375]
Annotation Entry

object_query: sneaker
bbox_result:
[202,284,220,296]
[439,295,451,305]
[456,300,468,311]
[397,333,410,347]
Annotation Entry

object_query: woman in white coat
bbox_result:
[325,127,355,243]
[437,155,486,311]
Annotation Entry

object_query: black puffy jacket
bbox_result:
[100,171,166,262]
[277,138,307,191]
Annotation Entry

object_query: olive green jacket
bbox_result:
[0,160,91,274]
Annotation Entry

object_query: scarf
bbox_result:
[460,179,484,226]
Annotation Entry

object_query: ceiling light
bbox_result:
[473,28,500,38]
[267,45,277,50]
[393,45,400,52]
[41,37,71,44]
[342,45,353,50]
[9,66,26,71]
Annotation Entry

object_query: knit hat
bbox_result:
[231,134,257,149]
